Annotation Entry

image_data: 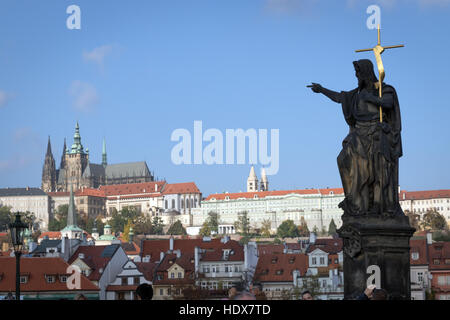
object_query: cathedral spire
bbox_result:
[247,166,258,192]
[42,136,56,192]
[260,167,269,192]
[71,121,84,154]
[60,137,67,169]
[46,136,52,156]
[102,138,107,167]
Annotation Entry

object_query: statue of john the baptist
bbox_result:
[309,59,403,217]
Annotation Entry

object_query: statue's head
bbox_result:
[353,59,378,89]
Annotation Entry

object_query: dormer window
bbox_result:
[46,275,55,283]
[225,196,230,200]
[254,195,258,199]
[271,257,278,264]
[20,276,28,284]
[289,258,295,264]
[60,275,68,283]
[411,252,419,260]
[276,269,284,275]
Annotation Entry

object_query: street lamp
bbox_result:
[8,213,28,301]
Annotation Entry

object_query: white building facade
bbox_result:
[192,188,345,233]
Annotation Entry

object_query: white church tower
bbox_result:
[247,166,258,192]
[260,167,269,192]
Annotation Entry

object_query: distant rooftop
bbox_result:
[0,187,47,197]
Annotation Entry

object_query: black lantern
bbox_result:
[8,213,28,301]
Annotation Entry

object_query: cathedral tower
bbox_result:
[247,166,258,192]
[260,167,269,192]
[64,122,89,191]
[42,136,56,192]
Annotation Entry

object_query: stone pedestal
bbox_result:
[337,213,415,300]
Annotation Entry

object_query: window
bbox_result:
[312,257,317,265]
[276,269,284,275]
[170,272,175,279]
[60,275,67,283]
[159,289,163,296]
[134,277,140,285]
[20,276,28,284]
[417,272,424,283]
[46,275,55,283]
[434,259,440,265]
[445,259,450,265]
[121,277,127,285]
[334,259,338,264]
[165,200,168,209]
[178,272,182,278]
[412,252,419,260]
[438,276,446,285]
[171,199,175,208]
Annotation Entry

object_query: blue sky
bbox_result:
[0,0,449,196]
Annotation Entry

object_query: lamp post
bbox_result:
[8,213,28,301]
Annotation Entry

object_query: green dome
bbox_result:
[98,234,117,241]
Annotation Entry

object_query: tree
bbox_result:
[168,220,187,235]
[0,206,13,232]
[199,221,212,237]
[298,217,310,237]
[151,216,164,235]
[122,219,134,242]
[48,205,68,231]
[328,219,337,236]
[133,215,153,235]
[421,209,448,231]
[199,212,219,237]
[260,219,272,238]
[277,220,299,238]
[234,211,250,236]
[109,207,140,234]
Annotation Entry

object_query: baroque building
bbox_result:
[42,122,154,192]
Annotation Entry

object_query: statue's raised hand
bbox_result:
[307,83,322,93]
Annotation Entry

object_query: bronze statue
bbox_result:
[308,59,402,217]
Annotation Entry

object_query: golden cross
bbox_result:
[355,25,404,122]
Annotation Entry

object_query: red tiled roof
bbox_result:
[120,241,141,255]
[106,285,138,292]
[136,262,157,282]
[153,253,195,286]
[307,239,343,254]
[401,190,450,201]
[258,244,285,255]
[141,238,241,262]
[205,188,344,201]
[100,181,166,197]
[200,241,244,262]
[38,232,62,240]
[75,188,106,198]
[162,182,201,195]
[68,245,117,281]
[428,242,450,271]
[0,257,99,292]
[410,239,429,266]
[254,253,308,283]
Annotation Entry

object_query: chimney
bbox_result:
[175,249,181,258]
[160,252,165,262]
[194,247,199,273]
[426,232,433,245]
[155,184,158,192]
[169,237,174,251]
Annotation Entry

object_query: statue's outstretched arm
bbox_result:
[308,83,342,103]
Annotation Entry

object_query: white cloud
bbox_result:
[82,45,114,68]
[69,80,99,112]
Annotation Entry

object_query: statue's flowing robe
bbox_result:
[337,83,403,215]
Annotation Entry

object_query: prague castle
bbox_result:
[42,122,154,192]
